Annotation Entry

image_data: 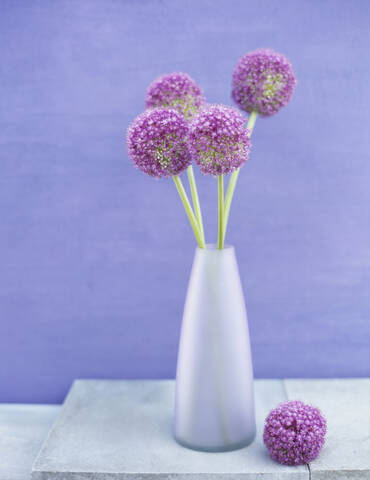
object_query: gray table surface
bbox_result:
[30,379,370,480]
[0,404,59,480]
[1,380,369,480]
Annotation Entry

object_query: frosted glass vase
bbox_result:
[174,244,256,452]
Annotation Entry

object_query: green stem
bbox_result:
[223,110,258,243]
[217,175,224,250]
[187,165,206,247]
[173,175,205,248]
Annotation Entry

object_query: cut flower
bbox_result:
[188,104,251,176]
[145,72,205,120]
[126,108,192,178]
[263,400,326,465]
[232,48,296,117]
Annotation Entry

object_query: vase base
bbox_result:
[173,431,256,453]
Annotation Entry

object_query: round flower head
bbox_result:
[126,108,191,179]
[188,104,251,176]
[145,72,205,120]
[263,400,326,466]
[232,49,296,117]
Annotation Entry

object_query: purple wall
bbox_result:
[1,0,369,403]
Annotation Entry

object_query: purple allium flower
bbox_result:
[188,104,251,176]
[126,108,191,179]
[232,49,296,117]
[263,400,326,466]
[145,72,205,120]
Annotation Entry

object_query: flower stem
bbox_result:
[223,110,258,244]
[187,165,206,247]
[217,175,224,250]
[173,175,205,249]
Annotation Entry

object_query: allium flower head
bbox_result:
[188,104,251,176]
[263,400,326,466]
[145,72,205,120]
[126,108,191,179]
[232,49,296,117]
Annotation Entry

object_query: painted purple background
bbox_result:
[1,0,369,403]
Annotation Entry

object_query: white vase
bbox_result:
[174,244,256,452]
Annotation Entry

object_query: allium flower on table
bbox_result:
[126,108,192,179]
[232,48,296,117]
[263,400,327,466]
[188,104,251,176]
[146,72,205,120]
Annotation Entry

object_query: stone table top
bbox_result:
[0,404,59,480]
[31,379,370,480]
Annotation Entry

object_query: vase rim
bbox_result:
[197,243,234,251]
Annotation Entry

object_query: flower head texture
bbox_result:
[232,49,296,117]
[126,108,192,179]
[145,72,205,120]
[263,400,326,466]
[188,104,251,176]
